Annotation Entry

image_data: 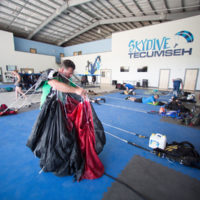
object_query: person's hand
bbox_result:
[75,87,87,98]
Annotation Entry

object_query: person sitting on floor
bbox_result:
[126,94,159,105]
[123,83,135,95]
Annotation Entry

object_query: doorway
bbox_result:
[158,69,170,90]
[184,69,199,91]
[100,69,112,84]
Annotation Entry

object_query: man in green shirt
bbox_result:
[40,59,86,107]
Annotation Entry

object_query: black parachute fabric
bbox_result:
[91,104,106,154]
[26,95,85,180]
[35,69,58,90]
[27,69,106,180]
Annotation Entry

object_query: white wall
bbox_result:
[63,51,113,83]
[111,15,200,89]
[0,30,59,81]
[64,15,200,90]
[64,52,112,74]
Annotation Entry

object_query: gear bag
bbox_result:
[154,141,200,169]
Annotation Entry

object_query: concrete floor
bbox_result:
[0,84,117,109]
[1,84,199,110]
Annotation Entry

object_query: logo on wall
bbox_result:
[85,56,101,75]
[128,30,194,59]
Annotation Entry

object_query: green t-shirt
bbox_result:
[40,77,76,108]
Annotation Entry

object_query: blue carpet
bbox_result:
[0,84,15,88]
[0,90,200,200]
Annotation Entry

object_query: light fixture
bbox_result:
[97,28,101,34]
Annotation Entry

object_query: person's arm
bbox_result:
[152,96,156,105]
[181,81,183,89]
[48,79,86,97]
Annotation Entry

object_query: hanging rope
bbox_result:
[2,83,37,114]
[102,122,148,139]
[105,131,151,152]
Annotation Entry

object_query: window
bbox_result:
[137,66,148,72]
[30,48,37,54]
[73,51,82,56]
[60,53,64,57]
[120,66,129,72]
[6,65,17,71]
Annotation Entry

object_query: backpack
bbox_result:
[191,111,200,126]
[154,141,200,169]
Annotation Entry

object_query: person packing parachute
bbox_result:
[26,60,106,181]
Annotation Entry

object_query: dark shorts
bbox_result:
[16,83,23,88]
[135,98,142,103]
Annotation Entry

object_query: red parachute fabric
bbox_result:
[66,96,104,180]
[0,104,17,116]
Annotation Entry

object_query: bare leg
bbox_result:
[16,87,27,98]
[15,88,18,100]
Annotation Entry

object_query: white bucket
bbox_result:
[149,133,167,150]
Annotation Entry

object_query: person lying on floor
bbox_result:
[90,97,106,105]
[122,83,136,95]
[126,94,159,105]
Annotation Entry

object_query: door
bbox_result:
[100,69,112,84]
[159,69,170,89]
[184,69,198,91]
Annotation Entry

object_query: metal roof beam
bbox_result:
[0,17,33,31]
[0,3,42,23]
[19,0,52,14]
[147,0,158,14]
[132,0,153,25]
[181,0,186,12]
[61,10,89,26]
[4,0,48,17]
[107,0,133,29]
[118,0,142,27]
[0,10,39,27]
[6,0,29,29]
[27,0,93,39]
[163,0,171,13]
[96,0,117,18]
[99,11,200,24]
[53,17,79,30]
[58,22,98,45]
[75,5,99,20]
[68,8,93,22]
[58,10,200,45]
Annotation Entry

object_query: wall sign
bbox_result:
[85,56,101,75]
[128,30,194,59]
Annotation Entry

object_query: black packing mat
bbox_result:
[103,155,200,200]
